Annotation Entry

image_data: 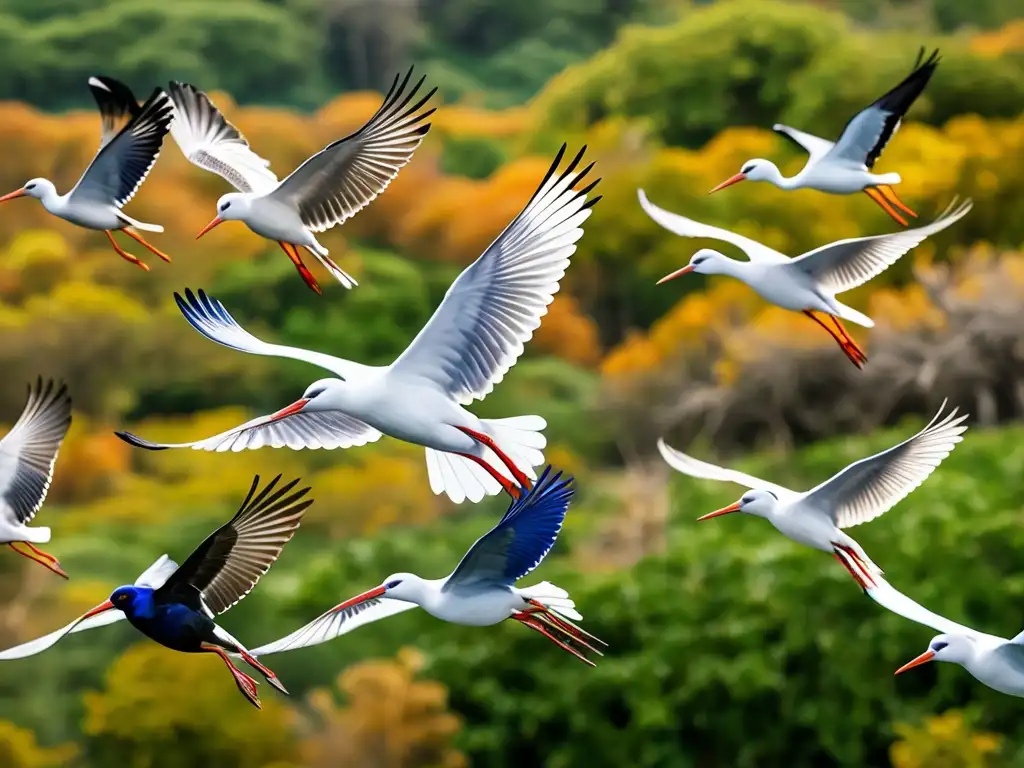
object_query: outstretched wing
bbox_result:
[69,88,174,208]
[771,124,835,164]
[249,599,417,657]
[787,199,972,295]
[637,189,789,264]
[157,475,311,615]
[390,146,599,404]
[829,48,940,168]
[167,82,279,194]
[802,402,968,529]
[0,378,72,527]
[444,467,574,591]
[269,67,435,232]
[88,76,141,149]
[657,439,795,499]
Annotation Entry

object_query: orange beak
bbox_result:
[894,649,935,676]
[709,173,746,194]
[657,264,695,285]
[195,216,223,239]
[696,501,741,522]
[329,585,387,614]
[81,600,115,619]
[0,188,27,203]
[268,398,309,422]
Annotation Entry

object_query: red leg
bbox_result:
[121,228,172,263]
[8,542,68,579]
[531,612,605,656]
[877,185,918,219]
[23,542,60,564]
[833,549,874,591]
[238,650,288,695]
[513,612,595,667]
[456,452,521,499]
[278,241,321,295]
[827,316,868,365]
[201,643,262,709]
[105,231,149,271]
[456,426,532,492]
[803,311,864,368]
[864,187,909,227]
[526,599,607,650]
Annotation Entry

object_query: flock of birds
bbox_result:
[0,49,1016,712]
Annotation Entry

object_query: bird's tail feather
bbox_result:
[518,581,582,622]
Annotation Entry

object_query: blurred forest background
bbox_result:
[0,0,1022,766]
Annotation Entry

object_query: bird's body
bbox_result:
[169,69,437,293]
[709,49,940,226]
[640,189,972,367]
[0,379,73,578]
[117,145,601,505]
[0,475,313,709]
[659,402,968,583]
[0,77,174,270]
[250,467,605,665]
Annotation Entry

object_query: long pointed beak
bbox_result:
[8,542,69,579]
[268,398,310,422]
[894,649,935,676]
[709,173,746,194]
[81,600,114,619]
[195,216,223,239]
[0,188,26,203]
[329,585,387,614]
[657,265,695,285]
[696,501,741,522]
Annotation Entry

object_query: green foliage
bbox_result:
[440,136,507,180]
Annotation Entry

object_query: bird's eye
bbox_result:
[219,202,230,212]
[932,640,948,652]
[741,165,753,174]
[25,184,35,190]
[385,579,403,590]
[306,387,325,399]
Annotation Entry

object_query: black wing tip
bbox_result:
[114,430,168,450]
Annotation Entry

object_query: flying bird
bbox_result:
[168,68,437,294]
[0,475,311,709]
[249,467,604,666]
[709,49,940,226]
[115,145,600,504]
[1,379,72,579]
[0,76,174,271]
[658,402,967,583]
[837,550,1024,697]
[640,189,971,367]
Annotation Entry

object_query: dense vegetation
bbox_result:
[0,0,1022,765]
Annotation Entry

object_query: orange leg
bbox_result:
[8,542,68,579]
[201,643,261,709]
[864,187,909,227]
[827,315,868,365]
[512,612,596,667]
[238,650,288,695]
[278,241,321,295]
[456,426,533,493]
[877,185,917,219]
[456,452,521,499]
[803,311,865,368]
[121,228,172,263]
[105,231,149,271]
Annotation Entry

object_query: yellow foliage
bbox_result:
[533,294,602,366]
[971,20,1024,57]
[296,647,465,768]
[0,720,77,768]
[890,710,1003,768]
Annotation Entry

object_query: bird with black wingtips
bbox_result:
[0,378,72,578]
[0,76,174,270]
[248,466,605,667]
[168,67,437,294]
[709,48,941,226]
[0,474,312,709]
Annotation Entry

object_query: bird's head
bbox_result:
[196,193,247,238]
[108,585,155,618]
[709,159,777,193]
[379,573,423,602]
[657,248,729,284]
[895,634,975,675]
[266,378,346,423]
[0,178,55,203]
[697,488,779,522]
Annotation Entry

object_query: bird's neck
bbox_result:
[39,189,65,214]
[765,165,798,190]
[126,590,157,620]
[710,256,751,280]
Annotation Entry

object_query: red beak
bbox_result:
[195,216,223,239]
[696,501,741,522]
[657,264,696,285]
[268,398,309,422]
[0,188,27,203]
[81,600,115,619]
[329,585,387,614]
[894,649,935,676]
[709,173,746,194]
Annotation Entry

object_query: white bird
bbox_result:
[249,467,605,666]
[836,550,1024,697]
[0,76,174,270]
[115,145,600,504]
[709,49,940,226]
[168,67,437,294]
[640,188,971,368]
[1,379,72,579]
[658,402,968,582]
